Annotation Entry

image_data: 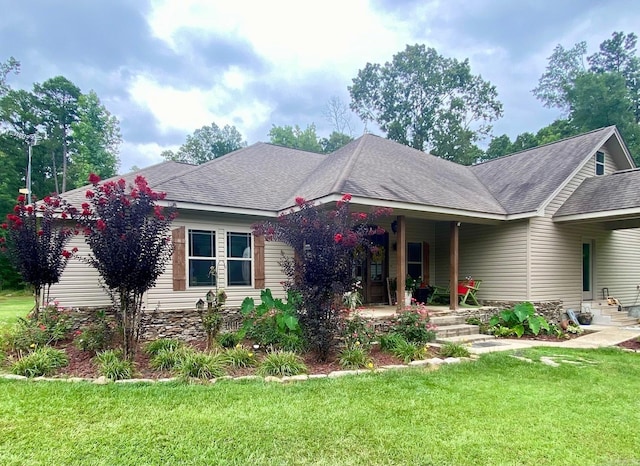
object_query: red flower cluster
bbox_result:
[295,196,305,206]
[96,219,106,231]
[88,173,101,185]
[61,250,72,258]
[334,233,343,243]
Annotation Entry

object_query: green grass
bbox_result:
[0,292,33,326]
[1,347,639,465]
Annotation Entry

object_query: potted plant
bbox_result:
[577,311,593,325]
[404,276,419,306]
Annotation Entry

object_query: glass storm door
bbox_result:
[582,241,594,301]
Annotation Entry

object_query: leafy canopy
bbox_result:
[349,44,503,164]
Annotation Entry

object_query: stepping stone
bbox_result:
[510,355,533,363]
[540,357,560,367]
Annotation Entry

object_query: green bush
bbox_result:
[340,312,375,350]
[240,289,305,351]
[338,346,372,369]
[7,304,73,352]
[217,332,242,349]
[379,332,406,352]
[391,340,428,364]
[440,342,470,358]
[144,338,184,356]
[390,305,437,344]
[94,350,134,381]
[257,351,307,377]
[149,347,192,371]
[489,302,550,338]
[11,346,69,377]
[177,351,226,380]
[224,346,258,369]
[73,311,113,353]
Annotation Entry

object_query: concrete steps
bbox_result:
[584,303,639,327]
[436,333,495,344]
[434,323,479,338]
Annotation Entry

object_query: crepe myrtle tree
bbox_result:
[73,173,177,360]
[253,194,392,361]
[1,194,75,315]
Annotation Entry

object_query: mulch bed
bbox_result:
[52,340,414,379]
[617,338,640,351]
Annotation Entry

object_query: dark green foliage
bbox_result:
[149,347,192,372]
[177,351,226,380]
[489,301,551,338]
[240,289,305,352]
[390,340,427,363]
[144,338,184,356]
[11,346,68,377]
[94,349,134,381]
[256,350,307,377]
[73,310,113,353]
[223,345,258,369]
[216,332,242,349]
[440,342,470,358]
[378,332,406,352]
[338,346,371,369]
[349,44,502,164]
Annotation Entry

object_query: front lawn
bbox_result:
[1,347,639,465]
[0,293,32,326]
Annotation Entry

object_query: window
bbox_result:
[189,230,216,287]
[407,242,422,281]
[595,151,605,176]
[227,232,252,286]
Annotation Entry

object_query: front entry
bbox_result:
[582,241,594,301]
[354,231,389,304]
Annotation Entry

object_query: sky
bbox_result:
[1,0,639,173]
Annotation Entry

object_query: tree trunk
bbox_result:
[61,127,67,193]
[51,149,59,194]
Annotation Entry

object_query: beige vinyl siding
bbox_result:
[530,141,631,309]
[387,218,435,284]
[595,228,640,307]
[433,221,528,301]
[51,212,290,310]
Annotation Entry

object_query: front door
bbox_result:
[582,241,594,301]
[363,232,389,304]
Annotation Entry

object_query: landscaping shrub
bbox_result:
[240,289,305,352]
[94,349,134,381]
[73,310,113,353]
[391,340,428,363]
[11,346,69,377]
[338,346,372,369]
[144,338,184,356]
[440,342,471,358]
[489,302,550,338]
[257,351,307,377]
[340,310,375,350]
[224,345,258,369]
[253,195,392,361]
[7,303,72,352]
[217,332,242,348]
[197,288,226,349]
[378,332,406,352]
[74,174,177,360]
[390,305,437,344]
[149,347,192,372]
[177,351,226,380]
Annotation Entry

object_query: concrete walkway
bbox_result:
[468,324,640,354]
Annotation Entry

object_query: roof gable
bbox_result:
[470,127,622,215]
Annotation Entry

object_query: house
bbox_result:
[52,125,640,321]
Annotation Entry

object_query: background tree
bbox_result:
[34,76,81,193]
[1,194,75,313]
[322,96,354,136]
[162,122,246,165]
[69,90,121,183]
[268,123,323,152]
[349,44,503,164]
[75,174,176,360]
[0,56,20,97]
[320,131,354,153]
[253,195,392,361]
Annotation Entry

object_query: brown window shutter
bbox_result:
[172,226,186,291]
[254,233,265,289]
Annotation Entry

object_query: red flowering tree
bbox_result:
[73,174,177,359]
[1,194,75,315]
[253,194,392,361]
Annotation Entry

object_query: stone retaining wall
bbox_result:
[465,300,564,323]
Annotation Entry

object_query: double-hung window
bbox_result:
[407,242,423,280]
[188,230,216,287]
[227,232,252,286]
[595,151,605,176]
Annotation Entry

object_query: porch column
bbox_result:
[449,221,459,310]
[396,215,406,309]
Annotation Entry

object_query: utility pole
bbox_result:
[26,135,38,204]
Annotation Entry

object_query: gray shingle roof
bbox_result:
[60,161,196,206]
[286,134,506,214]
[470,127,615,215]
[554,168,640,218]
